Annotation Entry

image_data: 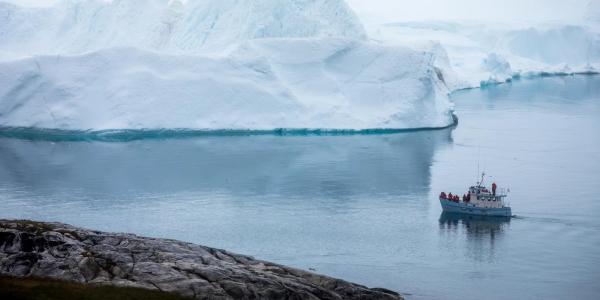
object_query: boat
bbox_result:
[439,173,512,217]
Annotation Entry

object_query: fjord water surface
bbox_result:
[1,75,599,300]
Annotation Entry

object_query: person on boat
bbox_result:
[492,182,497,196]
[440,192,447,199]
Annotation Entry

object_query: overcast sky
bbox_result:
[5,0,594,24]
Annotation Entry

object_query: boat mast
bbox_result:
[477,160,480,185]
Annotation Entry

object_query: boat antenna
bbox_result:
[477,160,480,185]
[477,144,481,185]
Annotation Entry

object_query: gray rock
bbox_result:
[0,220,402,300]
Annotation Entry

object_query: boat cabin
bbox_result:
[468,185,507,208]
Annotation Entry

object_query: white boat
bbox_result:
[439,173,512,217]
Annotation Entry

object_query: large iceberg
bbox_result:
[0,40,453,130]
[0,0,455,131]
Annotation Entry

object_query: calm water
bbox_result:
[1,75,599,299]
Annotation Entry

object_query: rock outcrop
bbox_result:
[0,220,401,300]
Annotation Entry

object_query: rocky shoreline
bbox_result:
[0,220,401,299]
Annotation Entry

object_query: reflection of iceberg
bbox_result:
[0,128,453,212]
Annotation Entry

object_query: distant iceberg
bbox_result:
[0,0,455,131]
[372,21,600,89]
[586,0,600,23]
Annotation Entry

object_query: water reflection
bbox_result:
[440,212,510,236]
[0,127,453,221]
[439,212,510,262]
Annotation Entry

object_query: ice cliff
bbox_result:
[0,0,455,131]
[0,40,452,130]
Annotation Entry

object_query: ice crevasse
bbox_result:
[0,0,455,131]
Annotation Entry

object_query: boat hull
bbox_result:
[439,198,512,217]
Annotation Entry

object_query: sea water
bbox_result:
[1,75,599,299]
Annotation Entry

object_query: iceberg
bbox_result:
[0,40,453,130]
[586,0,600,23]
[368,21,600,89]
[0,0,455,131]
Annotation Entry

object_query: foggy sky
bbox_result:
[4,0,595,24]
